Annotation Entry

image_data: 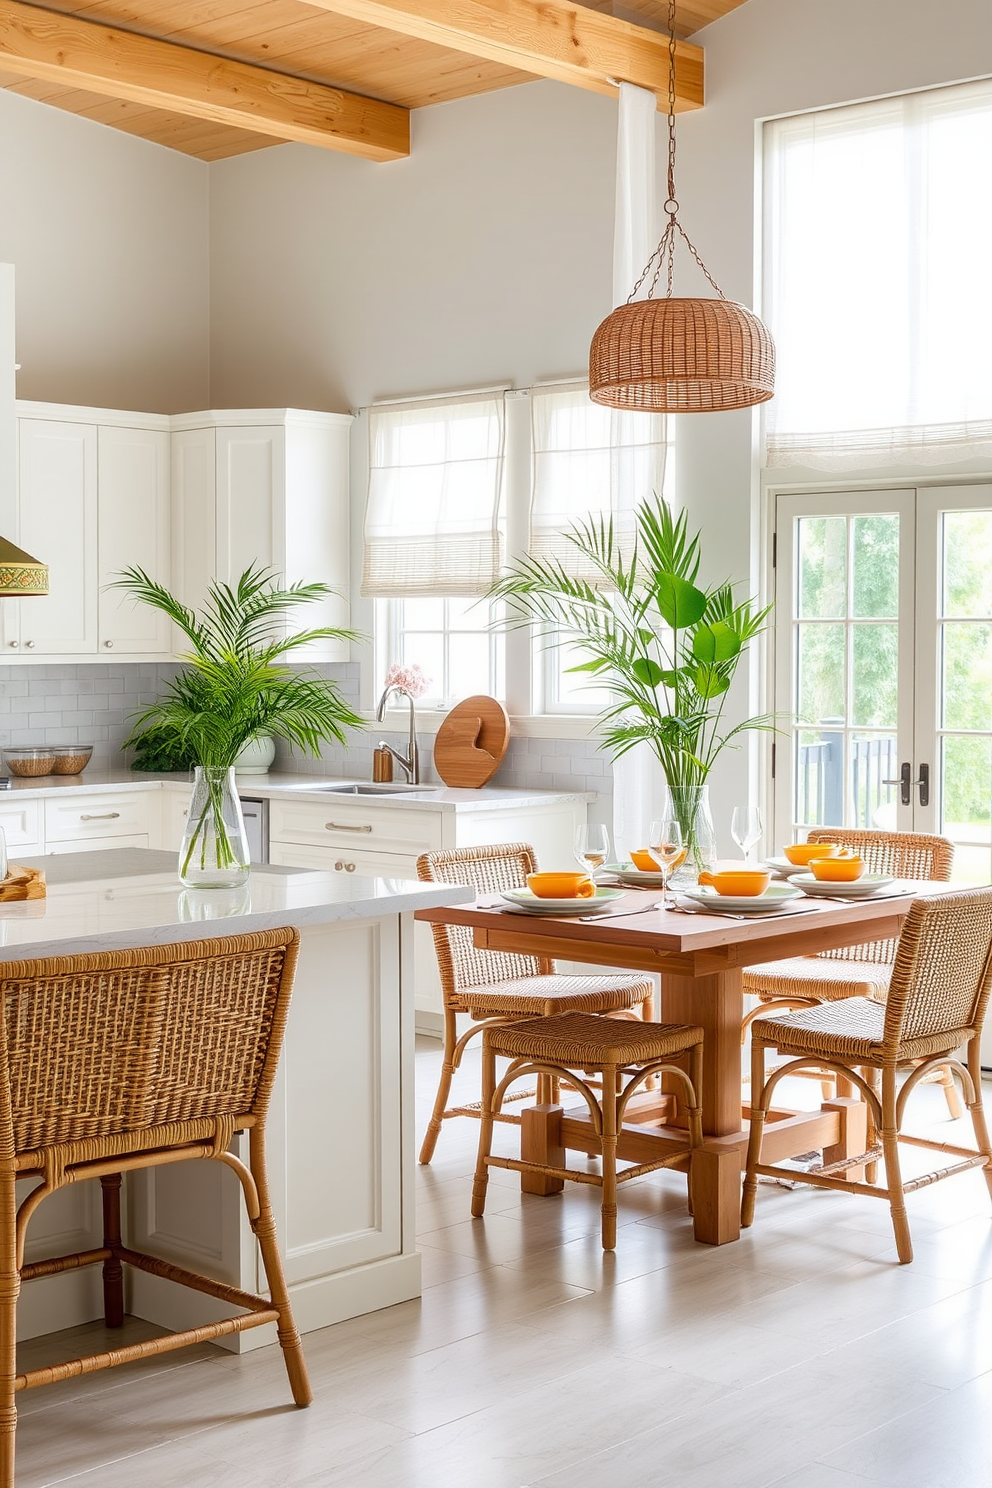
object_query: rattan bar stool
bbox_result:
[0,929,310,1487]
[416,844,655,1164]
[742,889,992,1263]
[741,829,961,1116]
[472,1012,704,1250]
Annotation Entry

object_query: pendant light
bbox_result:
[0,536,48,596]
[589,0,775,413]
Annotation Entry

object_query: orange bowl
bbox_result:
[783,842,841,866]
[698,869,771,898]
[630,849,659,872]
[527,872,596,899]
[808,853,865,882]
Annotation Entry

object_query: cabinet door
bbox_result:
[171,427,216,619]
[97,425,171,654]
[216,426,284,584]
[16,420,98,654]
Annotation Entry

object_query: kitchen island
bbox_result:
[4,850,473,1350]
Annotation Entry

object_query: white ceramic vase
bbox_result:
[233,735,276,775]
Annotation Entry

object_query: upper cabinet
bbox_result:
[172,410,352,664]
[8,407,171,659]
[4,403,351,664]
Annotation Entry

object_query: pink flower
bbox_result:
[384,663,432,699]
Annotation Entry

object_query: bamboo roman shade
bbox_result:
[529,384,666,583]
[362,393,506,597]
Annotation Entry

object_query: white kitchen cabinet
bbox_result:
[268,792,587,1026]
[6,418,98,655]
[44,789,158,846]
[97,424,171,654]
[8,406,172,661]
[171,409,351,662]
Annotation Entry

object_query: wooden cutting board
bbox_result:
[433,696,510,788]
[0,865,45,901]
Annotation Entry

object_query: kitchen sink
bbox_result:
[318,783,440,795]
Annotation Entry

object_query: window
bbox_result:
[764,78,992,470]
[366,384,672,714]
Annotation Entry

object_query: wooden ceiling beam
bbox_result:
[0,0,409,158]
[298,0,704,109]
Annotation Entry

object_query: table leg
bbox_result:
[520,1104,565,1195]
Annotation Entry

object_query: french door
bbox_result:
[774,483,992,885]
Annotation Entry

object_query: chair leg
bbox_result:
[880,1068,912,1264]
[419,1007,459,1164]
[600,1063,619,1251]
[248,1132,312,1407]
[862,1067,880,1185]
[937,1063,964,1121]
[99,1173,125,1329]
[741,1039,767,1228]
[686,1043,704,1217]
[966,1041,992,1203]
[471,1037,497,1219]
[0,1171,17,1488]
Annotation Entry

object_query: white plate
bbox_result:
[499,887,626,915]
[604,861,669,887]
[679,883,803,913]
[789,873,896,898]
[766,855,801,877]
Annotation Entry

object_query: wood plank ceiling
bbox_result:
[0,0,751,161]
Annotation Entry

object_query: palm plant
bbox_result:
[491,493,773,854]
[114,564,364,878]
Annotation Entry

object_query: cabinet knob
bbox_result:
[334,860,344,871]
[345,862,356,872]
[7,642,17,649]
[104,640,114,649]
[24,641,34,649]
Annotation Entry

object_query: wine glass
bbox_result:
[574,824,610,882]
[731,806,763,862]
[647,817,686,910]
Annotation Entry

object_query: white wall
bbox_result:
[0,91,210,413]
[207,82,619,410]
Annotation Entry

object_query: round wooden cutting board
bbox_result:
[433,696,510,788]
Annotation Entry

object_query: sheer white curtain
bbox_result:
[765,79,992,470]
[362,393,506,597]
[529,383,665,577]
[610,83,670,862]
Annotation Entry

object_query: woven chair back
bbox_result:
[417,844,553,1006]
[884,888,992,1049]
[806,828,954,966]
[0,929,298,1159]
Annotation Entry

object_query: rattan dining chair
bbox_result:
[416,843,655,1163]
[0,929,310,1487]
[473,1012,704,1249]
[742,828,962,1116]
[742,888,992,1263]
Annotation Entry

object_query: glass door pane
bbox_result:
[916,487,992,884]
[774,490,915,846]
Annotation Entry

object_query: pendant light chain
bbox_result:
[626,0,727,306]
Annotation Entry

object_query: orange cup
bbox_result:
[697,869,771,897]
[783,842,841,866]
[630,849,659,872]
[527,872,596,899]
[809,853,865,882]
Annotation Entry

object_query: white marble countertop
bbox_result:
[0,770,594,811]
[0,849,474,961]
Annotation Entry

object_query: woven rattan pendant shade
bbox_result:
[0,536,48,596]
[591,0,775,414]
[590,297,775,412]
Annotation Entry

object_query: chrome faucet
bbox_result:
[374,686,420,785]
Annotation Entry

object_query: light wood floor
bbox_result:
[12,1037,992,1487]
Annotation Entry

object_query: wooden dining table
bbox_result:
[415,883,949,1246]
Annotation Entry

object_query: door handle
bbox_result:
[882,762,912,806]
[80,811,121,821]
[914,763,930,807]
[882,762,929,807]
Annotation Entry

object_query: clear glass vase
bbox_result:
[179,766,250,889]
[666,784,718,887]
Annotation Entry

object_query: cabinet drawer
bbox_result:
[0,800,42,849]
[45,833,150,855]
[269,842,419,878]
[268,797,441,855]
[45,793,151,843]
